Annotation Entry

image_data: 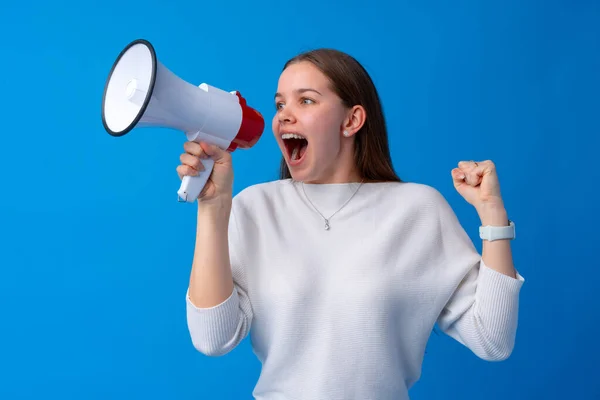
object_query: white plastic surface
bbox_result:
[126,78,146,105]
[177,158,215,202]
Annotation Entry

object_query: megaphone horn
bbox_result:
[101,39,265,202]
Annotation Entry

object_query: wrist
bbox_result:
[477,203,508,226]
[197,198,232,219]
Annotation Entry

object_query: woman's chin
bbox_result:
[288,165,311,182]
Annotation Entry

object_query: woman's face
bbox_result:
[272,61,361,183]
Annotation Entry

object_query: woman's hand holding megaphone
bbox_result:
[177,141,234,208]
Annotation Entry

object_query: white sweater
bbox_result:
[186,179,524,400]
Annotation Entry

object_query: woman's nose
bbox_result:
[278,106,295,124]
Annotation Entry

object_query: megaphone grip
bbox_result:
[177,158,216,203]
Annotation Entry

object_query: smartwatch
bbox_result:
[479,220,515,241]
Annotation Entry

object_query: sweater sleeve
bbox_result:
[185,202,254,356]
[431,190,525,361]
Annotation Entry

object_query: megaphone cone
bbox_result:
[101,39,265,202]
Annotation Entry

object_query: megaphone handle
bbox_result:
[177,158,216,203]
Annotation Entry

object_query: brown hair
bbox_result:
[278,48,402,183]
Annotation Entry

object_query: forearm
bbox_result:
[188,202,235,308]
[477,203,516,279]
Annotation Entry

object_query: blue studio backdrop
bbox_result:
[1,0,598,399]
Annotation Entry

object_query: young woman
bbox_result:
[177,48,525,399]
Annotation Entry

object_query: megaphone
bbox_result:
[101,39,265,202]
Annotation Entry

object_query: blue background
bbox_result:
[1,0,598,399]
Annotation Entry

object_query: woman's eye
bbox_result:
[275,98,314,110]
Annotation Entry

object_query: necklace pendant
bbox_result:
[324,220,330,230]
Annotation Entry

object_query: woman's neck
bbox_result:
[304,153,362,184]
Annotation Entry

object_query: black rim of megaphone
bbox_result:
[101,39,157,137]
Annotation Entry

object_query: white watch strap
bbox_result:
[479,220,515,241]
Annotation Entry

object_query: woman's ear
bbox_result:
[342,105,366,137]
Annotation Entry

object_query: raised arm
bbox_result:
[177,141,253,356]
[437,160,524,361]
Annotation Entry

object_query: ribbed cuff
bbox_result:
[186,288,240,354]
[475,261,524,356]
[478,260,524,296]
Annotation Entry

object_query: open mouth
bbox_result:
[282,133,308,163]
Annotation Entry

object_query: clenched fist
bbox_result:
[177,141,234,205]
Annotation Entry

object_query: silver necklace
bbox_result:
[301,180,364,230]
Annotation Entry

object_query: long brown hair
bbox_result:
[278,48,402,183]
